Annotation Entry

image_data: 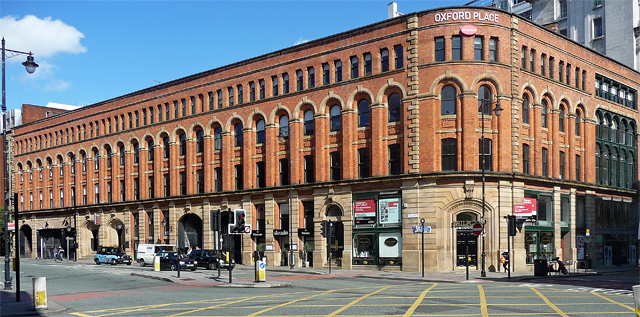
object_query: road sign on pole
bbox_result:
[472,223,483,236]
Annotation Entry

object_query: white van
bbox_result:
[136,244,175,266]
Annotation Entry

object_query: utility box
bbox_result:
[534,259,548,276]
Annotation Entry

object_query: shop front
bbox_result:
[352,193,402,267]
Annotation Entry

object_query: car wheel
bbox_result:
[170,263,176,271]
[126,262,132,266]
[139,259,145,266]
[191,268,196,271]
[208,262,216,270]
[94,258,100,265]
[111,259,117,265]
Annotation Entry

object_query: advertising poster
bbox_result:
[354,199,376,225]
[513,197,537,218]
[378,198,401,226]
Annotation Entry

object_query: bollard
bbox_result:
[256,260,266,282]
[32,277,47,310]
[634,285,640,316]
[154,256,160,272]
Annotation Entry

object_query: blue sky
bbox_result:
[1,0,468,112]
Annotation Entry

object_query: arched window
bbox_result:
[330,105,341,131]
[256,119,265,143]
[179,133,187,156]
[279,115,289,137]
[388,93,401,122]
[611,148,618,187]
[303,110,314,136]
[522,95,530,124]
[147,140,154,161]
[541,100,548,128]
[163,137,170,159]
[602,116,610,140]
[133,143,139,164]
[559,106,565,132]
[235,123,243,147]
[106,149,112,168]
[357,99,370,127]
[214,128,222,150]
[602,146,610,185]
[441,85,456,115]
[196,130,204,153]
[595,144,601,184]
[611,120,618,143]
[620,149,626,187]
[478,85,492,115]
[575,111,581,136]
[119,145,125,166]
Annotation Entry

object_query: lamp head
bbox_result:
[493,101,503,117]
[22,55,39,74]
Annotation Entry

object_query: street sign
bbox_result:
[7,222,15,232]
[243,225,252,234]
[412,225,431,233]
[472,223,483,236]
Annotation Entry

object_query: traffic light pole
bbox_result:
[14,192,19,301]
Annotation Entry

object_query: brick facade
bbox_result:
[10,7,639,271]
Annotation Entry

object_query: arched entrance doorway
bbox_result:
[326,204,345,266]
[178,213,202,254]
[19,225,32,257]
[110,220,125,249]
[454,212,479,268]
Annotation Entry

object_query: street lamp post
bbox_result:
[480,98,503,278]
[2,37,38,290]
[279,128,294,269]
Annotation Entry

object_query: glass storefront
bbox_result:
[352,192,402,266]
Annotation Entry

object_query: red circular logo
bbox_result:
[473,223,483,236]
[460,24,478,36]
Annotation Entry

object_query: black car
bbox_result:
[155,251,197,271]
[188,249,219,270]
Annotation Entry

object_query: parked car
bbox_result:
[155,251,197,271]
[188,249,219,270]
[94,246,133,265]
[213,250,236,269]
[137,244,175,266]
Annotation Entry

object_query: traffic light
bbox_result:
[321,220,328,237]
[508,215,517,237]
[233,209,246,233]
[210,209,221,232]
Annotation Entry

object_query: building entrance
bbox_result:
[178,213,203,253]
[454,212,478,267]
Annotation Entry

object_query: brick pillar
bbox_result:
[371,102,386,177]
[243,126,255,188]
[265,124,278,187]
[221,131,232,191]
[342,108,357,178]
[169,140,179,196]
[315,112,329,182]
[186,135,195,194]
[461,93,477,171]
[290,118,302,184]
[203,135,213,192]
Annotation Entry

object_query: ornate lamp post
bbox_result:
[480,98,503,278]
[3,37,38,290]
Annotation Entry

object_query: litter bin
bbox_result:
[534,259,548,276]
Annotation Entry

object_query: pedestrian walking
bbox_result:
[500,250,509,272]
[53,247,59,261]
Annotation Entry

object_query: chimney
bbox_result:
[388,2,398,19]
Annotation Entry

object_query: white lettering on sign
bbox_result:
[434,11,499,23]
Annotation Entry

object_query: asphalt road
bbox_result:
[1,259,637,317]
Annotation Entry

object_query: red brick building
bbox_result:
[10,7,639,271]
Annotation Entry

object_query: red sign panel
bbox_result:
[514,197,537,218]
[354,200,376,217]
[460,24,478,36]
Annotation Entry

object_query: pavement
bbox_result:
[1,260,637,316]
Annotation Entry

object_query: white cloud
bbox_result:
[294,37,309,45]
[0,15,87,59]
[44,80,71,92]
